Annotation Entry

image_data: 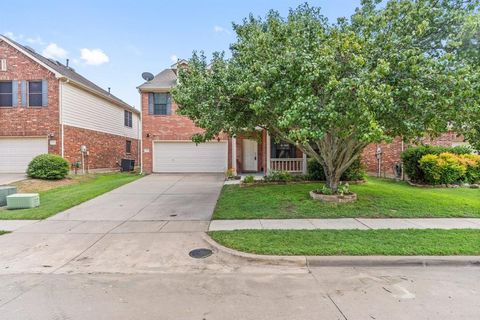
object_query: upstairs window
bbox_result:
[124,110,133,127]
[153,93,171,115]
[0,81,13,107]
[28,81,43,107]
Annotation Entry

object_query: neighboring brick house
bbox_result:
[0,35,140,173]
[139,61,464,176]
[362,132,465,177]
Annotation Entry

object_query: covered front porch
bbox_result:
[230,130,307,176]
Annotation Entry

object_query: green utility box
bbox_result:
[0,186,17,207]
[7,193,40,209]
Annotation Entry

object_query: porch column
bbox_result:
[266,132,271,175]
[302,152,307,174]
[231,136,237,175]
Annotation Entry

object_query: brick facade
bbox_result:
[63,125,139,170]
[361,133,465,177]
[141,92,228,173]
[1,39,139,172]
[0,40,60,155]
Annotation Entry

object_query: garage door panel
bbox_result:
[0,137,48,173]
[153,142,227,173]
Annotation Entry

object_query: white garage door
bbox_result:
[153,141,227,173]
[0,137,48,173]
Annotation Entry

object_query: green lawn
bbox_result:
[210,229,480,256]
[0,173,142,220]
[0,231,9,236]
[213,177,480,219]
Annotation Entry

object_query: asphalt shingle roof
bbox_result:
[137,68,177,91]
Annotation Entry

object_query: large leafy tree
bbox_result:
[173,0,480,191]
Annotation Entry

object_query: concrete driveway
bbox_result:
[0,173,245,274]
[50,173,223,222]
[0,173,26,185]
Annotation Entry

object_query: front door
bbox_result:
[242,139,258,172]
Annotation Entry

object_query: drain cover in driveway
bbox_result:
[189,248,213,259]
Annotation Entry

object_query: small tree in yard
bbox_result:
[173,0,480,193]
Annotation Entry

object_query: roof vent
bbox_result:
[25,46,36,53]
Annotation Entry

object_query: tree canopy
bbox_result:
[173,0,480,190]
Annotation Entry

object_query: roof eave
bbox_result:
[0,35,63,78]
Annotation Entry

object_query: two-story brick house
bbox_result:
[0,35,140,173]
[139,62,464,177]
[138,61,306,175]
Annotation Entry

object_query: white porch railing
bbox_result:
[270,158,304,173]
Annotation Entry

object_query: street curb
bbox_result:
[203,233,480,268]
[202,233,307,267]
[306,256,480,267]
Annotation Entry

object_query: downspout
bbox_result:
[59,79,65,158]
[401,139,405,180]
[139,91,143,174]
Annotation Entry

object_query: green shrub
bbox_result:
[419,153,469,185]
[243,175,255,183]
[27,154,70,180]
[401,145,472,182]
[264,170,293,182]
[341,159,367,181]
[461,154,480,184]
[307,159,326,181]
[307,158,366,181]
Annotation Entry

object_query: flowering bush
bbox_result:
[419,152,480,185]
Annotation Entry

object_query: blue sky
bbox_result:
[1,0,360,108]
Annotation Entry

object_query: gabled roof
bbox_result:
[0,35,139,114]
[137,68,177,91]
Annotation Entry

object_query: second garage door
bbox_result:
[0,137,48,173]
[153,141,227,173]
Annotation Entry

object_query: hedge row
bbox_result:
[419,153,480,185]
[401,145,478,184]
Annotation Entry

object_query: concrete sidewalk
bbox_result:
[209,218,480,231]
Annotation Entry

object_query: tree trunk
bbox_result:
[300,133,367,194]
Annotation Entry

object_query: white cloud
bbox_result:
[42,43,68,59]
[4,31,23,41]
[213,25,230,34]
[80,48,109,65]
[4,32,44,45]
[26,36,45,45]
[170,54,178,63]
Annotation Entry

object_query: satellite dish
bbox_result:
[142,72,154,82]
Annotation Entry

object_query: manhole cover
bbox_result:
[189,248,213,259]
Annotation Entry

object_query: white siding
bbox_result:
[61,82,139,139]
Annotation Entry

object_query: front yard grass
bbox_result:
[213,177,480,219]
[0,172,142,220]
[0,231,9,236]
[209,229,480,256]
